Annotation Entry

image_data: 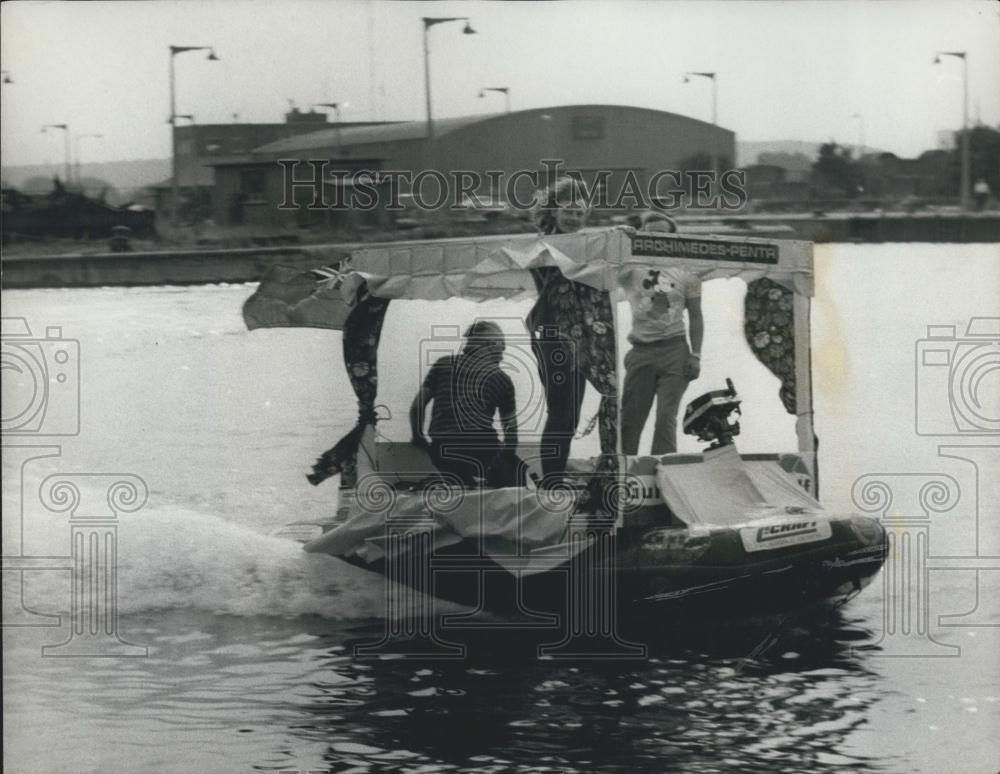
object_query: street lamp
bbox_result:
[422,16,476,141]
[74,133,103,187]
[934,51,970,209]
[313,102,344,151]
[41,124,71,184]
[683,71,719,186]
[478,87,510,113]
[479,88,512,176]
[169,44,219,226]
[313,102,342,123]
[540,114,555,184]
[683,71,717,124]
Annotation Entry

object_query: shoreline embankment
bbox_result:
[3,212,998,289]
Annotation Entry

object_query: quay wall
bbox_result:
[727,212,1000,243]
[1,246,321,289]
[2,214,998,289]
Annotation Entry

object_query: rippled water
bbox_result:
[3,608,892,773]
[3,244,999,773]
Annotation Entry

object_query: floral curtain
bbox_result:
[307,291,391,487]
[744,277,796,414]
[564,281,619,477]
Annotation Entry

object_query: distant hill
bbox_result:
[1,158,170,201]
[736,140,825,167]
[3,143,876,194]
[737,140,881,167]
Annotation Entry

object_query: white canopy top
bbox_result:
[302,227,815,304]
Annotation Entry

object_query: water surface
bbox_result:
[3,244,998,773]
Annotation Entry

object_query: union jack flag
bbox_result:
[242,259,356,331]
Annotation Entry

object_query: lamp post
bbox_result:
[478,87,510,113]
[479,87,512,179]
[169,44,218,226]
[422,16,476,141]
[41,124,71,184]
[683,71,717,125]
[74,133,103,187]
[540,114,555,186]
[683,71,719,189]
[313,101,342,124]
[934,51,970,210]
[313,102,344,151]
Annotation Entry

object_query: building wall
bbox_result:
[174,116,391,188]
[443,106,732,180]
[174,122,332,188]
[446,107,733,206]
[211,105,735,225]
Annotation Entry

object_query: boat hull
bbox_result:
[332,514,888,623]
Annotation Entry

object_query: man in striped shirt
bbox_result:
[410,320,524,487]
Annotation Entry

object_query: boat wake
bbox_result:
[8,507,460,621]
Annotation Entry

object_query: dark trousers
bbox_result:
[533,336,587,477]
[430,437,525,488]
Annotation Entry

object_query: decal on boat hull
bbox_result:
[739,519,832,552]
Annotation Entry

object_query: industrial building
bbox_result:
[208,104,735,229]
[152,108,399,221]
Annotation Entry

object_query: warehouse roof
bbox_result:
[254,114,503,154]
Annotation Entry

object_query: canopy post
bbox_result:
[611,293,625,528]
[793,289,817,497]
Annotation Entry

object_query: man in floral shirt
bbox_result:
[619,213,704,455]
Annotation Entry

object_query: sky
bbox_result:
[1,0,998,167]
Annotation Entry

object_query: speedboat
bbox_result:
[246,227,887,628]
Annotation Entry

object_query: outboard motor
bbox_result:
[682,378,742,449]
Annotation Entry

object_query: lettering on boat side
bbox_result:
[739,519,832,552]
[624,475,660,507]
[756,520,819,541]
[630,235,780,264]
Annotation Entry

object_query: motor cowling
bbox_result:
[683,378,742,448]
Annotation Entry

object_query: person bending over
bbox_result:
[410,320,524,487]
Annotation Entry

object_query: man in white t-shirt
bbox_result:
[619,213,704,455]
